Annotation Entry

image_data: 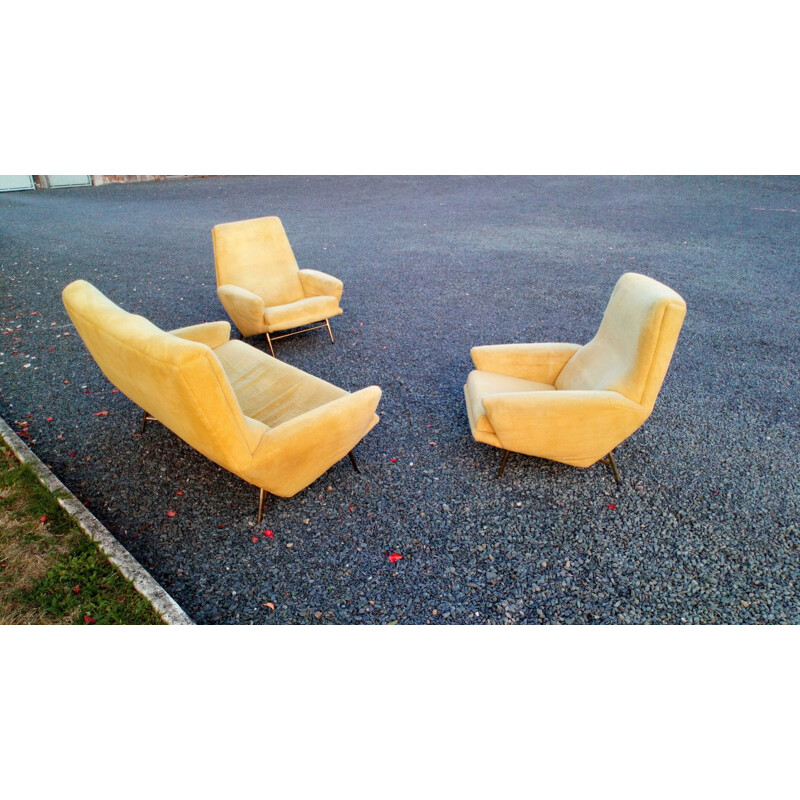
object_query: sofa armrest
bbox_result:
[470,342,581,384]
[217,284,266,338]
[170,321,231,349]
[298,269,343,303]
[252,386,381,497]
[482,389,646,465]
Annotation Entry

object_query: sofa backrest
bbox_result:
[212,216,305,306]
[62,280,263,470]
[554,272,686,410]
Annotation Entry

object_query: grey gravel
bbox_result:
[0,175,798,624]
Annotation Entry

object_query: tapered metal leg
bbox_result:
[140,411,157,434]
[497,449,510,478]
[601,451,621,483]
[257,488,267,525]
[348,451,360,473]
[265,332,275,358]
[325,318,335,344]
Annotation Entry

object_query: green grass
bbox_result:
[0,444,163,625]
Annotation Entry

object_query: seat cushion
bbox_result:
[263,295,343,333]
[213,340,346,427]
[465,370,555,434]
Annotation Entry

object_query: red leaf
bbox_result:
[264,529,274,539]
[73,585,81,595]
[39,515,47,523]
[166,510,177,518]
[251,536,260,543]
[388,552,403,564]
[84,615,96,624]
[608,503,617,510]
[94,411,109,417]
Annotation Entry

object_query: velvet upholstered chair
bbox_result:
[212,216,343,357]
[62,280,381,523]
[464,272,687,481]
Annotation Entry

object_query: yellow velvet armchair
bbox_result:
[212,216,344,357]
[464,272,687,480]
[62,280,381,522]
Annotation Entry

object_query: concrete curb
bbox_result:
[0,416,194,625]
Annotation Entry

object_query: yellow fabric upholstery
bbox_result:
[212,216,344,339]
[464,272,686,469]
[62,280,381,499]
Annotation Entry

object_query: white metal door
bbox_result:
[0,175,35,192]
[46,175,92,188]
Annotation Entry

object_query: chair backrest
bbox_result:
[212,216,305,306]
[555,272,686,411]
[62,280,264,471]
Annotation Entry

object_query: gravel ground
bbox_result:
[1,175,798,624]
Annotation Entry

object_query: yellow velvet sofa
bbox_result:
[212,216,344,357]
[465,272,687,479]
[62,280,381,521]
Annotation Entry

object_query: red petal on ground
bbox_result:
[166,510,177,517]
[46,417,53,422]
[390,458,398,463]
[39,515,47,523]
[93,411,109,417]
[608,503,617,510]
[69,451,76,458]
[264,530,274,538]
[84,616,96,624]
[175,490,184,496]
[251,536,260,543]
[73,585,81,595]
[388,553,403,564]
[263,602,275,610]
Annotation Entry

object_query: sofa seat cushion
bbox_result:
[263,295,343,333]
[213,340,346,427]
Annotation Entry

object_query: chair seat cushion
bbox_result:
[263,295,343,332]
[465,370,555,433]
[213,340,347,427]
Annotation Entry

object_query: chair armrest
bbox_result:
[482,389,646,465]
[298,269,343,302]
[217,285,266,338]
[252,386,381,496]
[169,321,231,349]
[470,343,581,383]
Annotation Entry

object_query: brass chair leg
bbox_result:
[265,332,275,358]
[325,318,335,344]
[497,449,510,478]
[348,451,360,473]
[140,410,157,434]
[257,488,267,525]
[600,451,621,483]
